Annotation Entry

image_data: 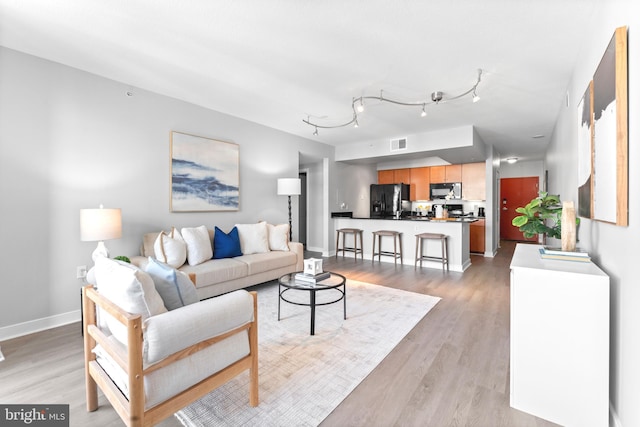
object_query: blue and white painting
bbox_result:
[171,131,239,211]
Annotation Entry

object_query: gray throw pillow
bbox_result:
[145,257,199,310]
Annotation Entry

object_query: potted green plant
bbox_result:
[511,192,579,240]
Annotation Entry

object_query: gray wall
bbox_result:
[545,2,639,425]
[0,47,333,336]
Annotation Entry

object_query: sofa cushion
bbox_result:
[153,228,187,268]
[94,257,167,345]
[181,225,213,266]
[266,222,290,251]
[235,222,270,254]
[145,257,199,310]
[213,226,243,259]
[235,251,298,275]
[179,257,248,287]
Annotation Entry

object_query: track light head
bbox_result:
[356,99,364,113]
[421,104,427,117]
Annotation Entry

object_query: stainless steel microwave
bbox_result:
[430,182,462,200]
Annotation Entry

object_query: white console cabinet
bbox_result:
[509,244,609,427]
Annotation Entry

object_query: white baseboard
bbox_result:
[0,310,81,342]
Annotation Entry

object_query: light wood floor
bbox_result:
[0,240,558,427]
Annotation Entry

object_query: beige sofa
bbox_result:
[132,228,304,300]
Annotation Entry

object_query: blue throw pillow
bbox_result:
[213,226,243,259]
[145,257,199,310]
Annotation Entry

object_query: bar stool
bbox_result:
[415,233,449,272]
[372,230,403,265]
[335,228,364,260]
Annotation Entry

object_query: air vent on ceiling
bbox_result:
[390,137,407,152]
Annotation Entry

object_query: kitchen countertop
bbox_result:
[352,216,482,223]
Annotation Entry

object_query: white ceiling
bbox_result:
[0,0,602,162]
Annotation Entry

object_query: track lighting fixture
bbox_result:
[472,89,480,103]
[303,69,483,133]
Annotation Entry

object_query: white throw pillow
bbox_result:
[235,222,270,254]
[94,257,168,345]
[154,227,187,268]
[266,222,290,251]
[181,225,213,265]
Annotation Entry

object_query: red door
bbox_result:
[500,177,539,241]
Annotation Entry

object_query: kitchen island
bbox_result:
[334,216,476,272]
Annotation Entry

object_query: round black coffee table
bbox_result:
[278,272,346,335]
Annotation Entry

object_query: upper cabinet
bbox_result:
[377,170,394,184]
[445,164,462,182]
[378,168,411,185]
[429,166,446,183]
[462,162,486,200]
[430,165,461,183]
[393,168,411,185]
[377,162,485,201]
[410,167,431,201]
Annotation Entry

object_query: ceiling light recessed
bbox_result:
[506,157,518,164]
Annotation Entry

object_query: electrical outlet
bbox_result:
[77,265,87,279]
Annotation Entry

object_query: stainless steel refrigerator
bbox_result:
[370,184,410,218]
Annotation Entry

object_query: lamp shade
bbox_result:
[277,178,301,196]
[80,208,122,241]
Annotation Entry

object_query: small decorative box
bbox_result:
[303,258,323,276]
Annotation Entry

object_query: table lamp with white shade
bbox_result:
[277,178,301,242]
[80,205,122,262]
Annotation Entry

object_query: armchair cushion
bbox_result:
[94,257,167,345]
[143,289,254,365]
[144,257,199,310]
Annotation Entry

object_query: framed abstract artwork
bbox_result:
[170,131,240,212]
[577,26,628,226]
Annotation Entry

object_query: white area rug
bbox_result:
[175,280,440,427]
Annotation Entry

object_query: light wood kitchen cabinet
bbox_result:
[378,168,411,185]
[429,166,446,183]
[377,170,394,184]
[469,219,485,253]
[462,162,486,200]
[430,165,461,183]
[393,168,411,185]
[410,167,431,200]
[445,164,462,182]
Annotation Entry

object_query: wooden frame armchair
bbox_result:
[82,285,258,427]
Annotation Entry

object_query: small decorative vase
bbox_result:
[442,208,449,219]
[561,201,576,252]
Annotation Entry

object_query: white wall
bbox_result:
[545,1,639,425]
[499,160,544,182]
[0,47,333,337]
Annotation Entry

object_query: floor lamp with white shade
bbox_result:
[277,178,301,242]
